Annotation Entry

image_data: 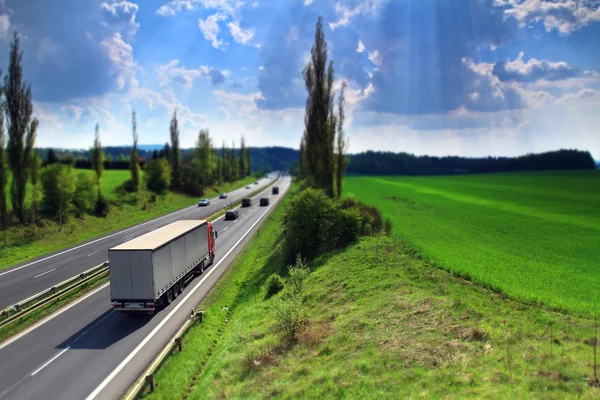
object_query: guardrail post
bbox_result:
[145,374,155,392]
[176,337,182,352]
[13,305,19,313]
[197,310,204,323]
[51,286,57,294]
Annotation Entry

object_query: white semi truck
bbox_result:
[108,220,217,313]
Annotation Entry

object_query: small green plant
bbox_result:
[94,194,110,218]
[287,255,310,295]
[265,273,285,298]
[273,290,305,340]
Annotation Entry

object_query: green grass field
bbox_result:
[344,171,600,316]
[143,184,597,399]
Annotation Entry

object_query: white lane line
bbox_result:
[30,347,70,376]
[124,237,134,242]
[222,227,229,232]
[148,227,158,232]
[0,282,110,351]
[86,180,288,400]
[87,250,101,257]
[242,213,246,216]
[0,203,198,277]
[33,269,56,279]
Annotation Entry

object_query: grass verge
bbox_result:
[0,272,109,344]
[142,184,598,399]
[0,175,257,269]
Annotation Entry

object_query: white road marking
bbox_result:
[148,227,158,232]
[33,269,56,279]
[86,180,288,400]
[30,347,70,376]
[223,227,229,232]
[124,237,134,242]
[0,282,110,351]
[87,250,101,257]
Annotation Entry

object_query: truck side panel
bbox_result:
[130,250,154,300]
[109,250,133,300]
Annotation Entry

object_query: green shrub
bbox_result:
[264,273,285,298]
[273,290,305,339]
[73,173,97,215]
[145,159,171,195]
[40,164,76,220]
[116,179,136,195]
[286,255,310,295]
[339,196,383,235]
[282,188,361,262]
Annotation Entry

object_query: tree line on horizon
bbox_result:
[0,31,253,230]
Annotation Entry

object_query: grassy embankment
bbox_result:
[345,171,600,316]
[0,169,256,269]
[140,180,598,399]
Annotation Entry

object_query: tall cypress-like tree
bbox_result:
[299,135,307,179]
[335,81,348,198]
[246,146,252,176]
[221,141,229,182]
[301,17,336,197]
[230,141,238,181]
[169,110,182,191]
[92,123,104,195]
[196,128,214,187]
[130,110,140,191]
[5,32,39,223]
[0,102,8,229]
[47,148,57,165]
[239,136,247,179]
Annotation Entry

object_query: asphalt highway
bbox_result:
[0,175,291,400]
[0,174,278,309]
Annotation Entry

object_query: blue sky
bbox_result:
[0,0,599,158]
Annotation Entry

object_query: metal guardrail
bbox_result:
[123,310,203,400]
[0,262,110,329]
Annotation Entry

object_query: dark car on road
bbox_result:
[259,197,269,206]
[254,181,259,185]
[245,185,251,189]
[241,198,252,207]
[219,193,228,199]
[272,186,279,195]
[224,210,239,220]
[198,198,210,207]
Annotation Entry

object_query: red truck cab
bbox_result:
[208,222,217,265]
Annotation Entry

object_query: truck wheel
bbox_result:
[166,288,173,305]
[178,279,185,294]
[199,261,205,273]
[173,283,180,298]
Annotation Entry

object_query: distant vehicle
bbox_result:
[242,197,252,207]
[109,220,217,313]
[254,181,259,185]
[272,186,279,195]
[245,186,251,189]
[260,197,269,206]
[198,198,210,207]
[225,210,239,220]
[219,193,228,199]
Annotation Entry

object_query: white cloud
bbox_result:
[100,33,137,89]
[157,0,244,18]
[128,86,208,127]
[199,12,227,49]
[0,14,9,39]
[157,59,226,88]
[304,0,314,5]
[500,0,600,35]
[227,20,255,45]
[252,1,259,7]
[329,0,385,30]
[357,39,365,53]
[101,1,140,37]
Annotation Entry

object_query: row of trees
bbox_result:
[346,149,597,175]
[298,17,348,198]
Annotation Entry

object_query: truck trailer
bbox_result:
[108,220,217,313]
